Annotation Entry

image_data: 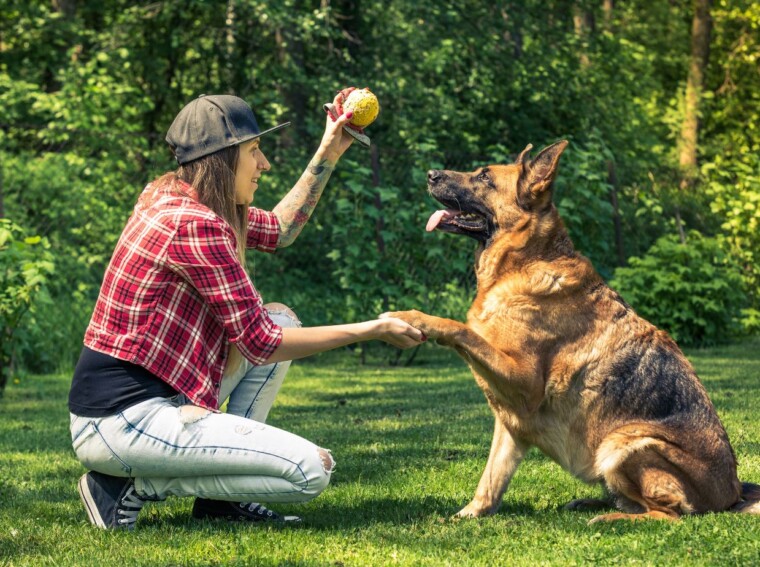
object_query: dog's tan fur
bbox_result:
[389,141,759,522]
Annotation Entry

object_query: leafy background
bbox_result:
[1,0,758,382]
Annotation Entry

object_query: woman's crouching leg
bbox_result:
[136,445,334,502]
[72,389,335,526]
[78,398,336,504]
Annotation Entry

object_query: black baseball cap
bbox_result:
[166,94,290,164]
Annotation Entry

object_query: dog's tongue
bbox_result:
[426,209,458,232]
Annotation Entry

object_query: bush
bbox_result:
[703,153,760,314]
[610,230,746,347]
[0,220,55,393]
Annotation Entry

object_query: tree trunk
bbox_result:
[572,5,595,67]
[500,6,523,59]
[321,0,335,56]
[334,0,361,63]
[224,0,236,93]
[573,6,595,35]
[145,5,181,151]
[371,144,389,313]
[607,160,626,266]
[275,1,308,143]
[0,160,4,218]
[52,0,76,19]
[46,0,78,92]
[679,0,713,186]
[602,0,614,30]
[0,339,6,393]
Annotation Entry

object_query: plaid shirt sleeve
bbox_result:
[247,207,280,251]
[166,216,282,364]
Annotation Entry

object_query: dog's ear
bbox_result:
[517,140,568,209]
[515,144,533,166]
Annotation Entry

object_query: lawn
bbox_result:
[2,340,760,566]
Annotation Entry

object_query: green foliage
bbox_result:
[610,231,746,347]
[704,154,760,311]
[700,0,760,321]
[0,220,54,393]
[554,134,616,278]
[1,0,758,373]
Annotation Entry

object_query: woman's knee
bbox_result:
[299,447,335,500]
[264,302,301,329]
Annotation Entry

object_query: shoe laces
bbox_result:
[240,502,275,518]
[116,485,146,526]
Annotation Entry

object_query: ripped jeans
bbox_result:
[69,306,335,503]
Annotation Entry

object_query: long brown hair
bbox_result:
[157,145,248,263]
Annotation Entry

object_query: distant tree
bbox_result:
[679,0,713,182]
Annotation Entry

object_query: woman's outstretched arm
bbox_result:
[264,317,425,364]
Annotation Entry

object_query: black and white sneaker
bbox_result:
[77,471,147,530]
[191,498,301,524]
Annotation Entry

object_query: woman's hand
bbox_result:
[318,88,357,163]
[370,317,427,349]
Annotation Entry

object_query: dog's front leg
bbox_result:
[385,310,544,415]
[458,417,527,518]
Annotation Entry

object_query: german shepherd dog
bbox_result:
[386,141,760,522]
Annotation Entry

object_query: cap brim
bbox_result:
[237,122,291,146]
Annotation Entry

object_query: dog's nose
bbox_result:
[428,170,443,184]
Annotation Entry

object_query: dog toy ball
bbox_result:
[342,88,380,128]
[323,87,378,148]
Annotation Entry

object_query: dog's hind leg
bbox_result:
[590,456,686,523]
[590,428,701,523]
[457,417,528,518]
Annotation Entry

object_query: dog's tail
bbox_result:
[730,482,760,514]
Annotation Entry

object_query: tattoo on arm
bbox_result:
[273,157,336,247]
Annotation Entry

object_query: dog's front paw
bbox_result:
[455,501,497,519]
[382,310,458,342]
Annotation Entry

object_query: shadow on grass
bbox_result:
[133,493,688,543]
[135,493,548,532]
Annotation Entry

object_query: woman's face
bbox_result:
[234,139,271,205]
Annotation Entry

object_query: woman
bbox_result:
[69,90,424,530]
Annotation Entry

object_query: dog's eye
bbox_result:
[478,171,490,182]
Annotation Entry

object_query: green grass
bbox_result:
[2,340,760,566]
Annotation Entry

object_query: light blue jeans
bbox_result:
[69,307,334,503]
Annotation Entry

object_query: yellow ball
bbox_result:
[343,88,380,127]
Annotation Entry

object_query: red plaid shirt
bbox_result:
[84,178,283,410]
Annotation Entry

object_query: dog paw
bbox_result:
[381,310,459,342]
[563,498,612,512]
[588,510,678,524]
[382,310,438,339]
[455,502,495,518]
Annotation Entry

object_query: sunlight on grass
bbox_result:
[2,341,760,565]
